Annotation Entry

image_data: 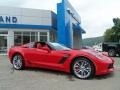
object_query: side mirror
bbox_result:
[42,47,51,53]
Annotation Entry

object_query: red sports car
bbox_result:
[8,42,114,79]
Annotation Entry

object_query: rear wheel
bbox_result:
[12,54,24,70]
[108,49,116,57]
[71,58,95,79]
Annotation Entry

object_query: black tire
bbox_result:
[71,58,95,79]
[12,54,24,70]
[108,49,116,57]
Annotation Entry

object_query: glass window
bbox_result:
[14,31,48,46]
[31,32,35,36]
[14,32,22,46]
[23,32,30,36]
[0,31,8,34]
[0,36,7,54]
[31,32,38,42]
[40,36,47,42]
[49,42,71,50]
[23,36,30,44]
[31,36,38,42]
[40,32,47,36]
[14,32,21,35]
[14,34,22,46]
[39,32,48,42]
[22,32,31,44]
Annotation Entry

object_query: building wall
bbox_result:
[0,1,85,54]
[0,7,57,54]
[0,7,56,26]
[57,0,84,48]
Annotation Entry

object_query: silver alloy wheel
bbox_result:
[13,55,22,70]
[73,59,92,79]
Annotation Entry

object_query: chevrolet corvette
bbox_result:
[8,42,114,79]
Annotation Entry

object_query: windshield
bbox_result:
[49,42,71,50]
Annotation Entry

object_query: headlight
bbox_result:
[87,50,106,60]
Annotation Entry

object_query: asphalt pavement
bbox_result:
[0,55,120,90]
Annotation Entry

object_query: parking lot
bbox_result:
[0,55,120,90]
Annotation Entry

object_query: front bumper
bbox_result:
[96,64,114,75]
[95,57,114,75]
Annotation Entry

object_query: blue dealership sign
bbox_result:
[0,16,17,23]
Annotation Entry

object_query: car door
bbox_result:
[23,44,69,69]
[39,50,69,69]
[24,48,49,66]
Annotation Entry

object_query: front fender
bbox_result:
[63,52,97,73]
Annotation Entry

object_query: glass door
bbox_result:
[0,35,7,54]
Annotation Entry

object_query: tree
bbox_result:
[104,18,120,42]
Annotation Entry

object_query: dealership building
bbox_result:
[0,0,85,54]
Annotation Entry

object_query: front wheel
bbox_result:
[12,54,24,70]
[71,58,95,79]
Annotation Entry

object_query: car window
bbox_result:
[48,42,71,50]
[25,42,35,48]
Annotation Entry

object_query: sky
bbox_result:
[0,0,120,38]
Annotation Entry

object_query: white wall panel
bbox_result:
[0,7,22,16]
[21,16,52,25]
[0,6,56,26]
[22,9,52,18]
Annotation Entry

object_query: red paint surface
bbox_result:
[8,43,114,75]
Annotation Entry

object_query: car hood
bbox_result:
[61,49,113,61]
